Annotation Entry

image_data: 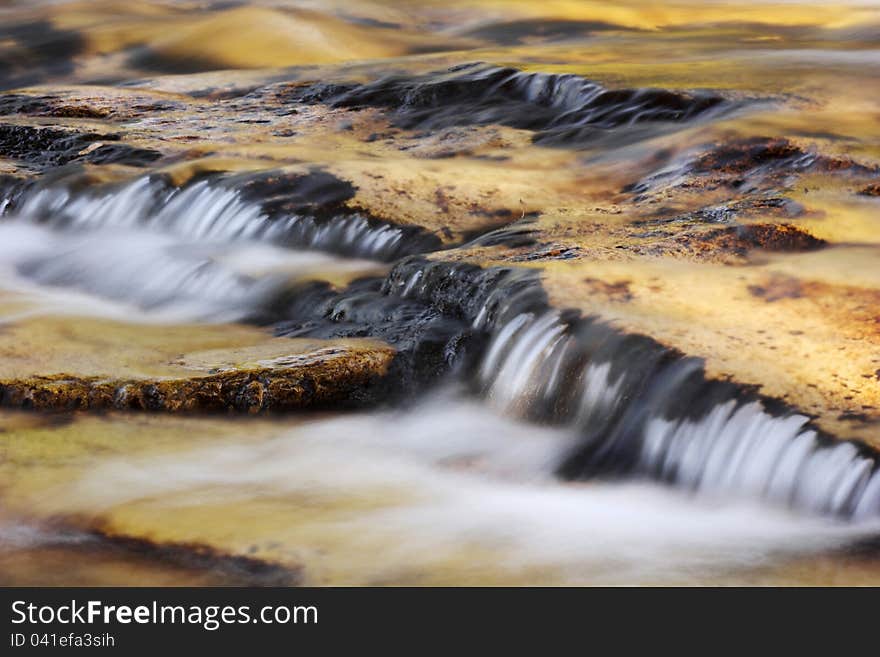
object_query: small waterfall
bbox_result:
[479,312,568,413]
[259,212,413,261]
[468,306,880,519]
[4,169,878,520]
[0,172,440,319]
[317,63,730,145]
[8,174,433,261]
[642,402,880,519]
[14,177,163,232]
[379,259,880,521]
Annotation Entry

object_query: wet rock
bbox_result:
[230,169,444,258]
[692,136,876,183]
[0,94,110,118]
[233,169,357,217]
[700,223,827,255]
[0,521,301,587]
[274,257,550,394]
[694,137,813,176]
[306,63,729,146]
[510,244,581,261]
[636,197,805,228]
[0,124,162,168]
[276,277,475,393]
[383,256,548,324]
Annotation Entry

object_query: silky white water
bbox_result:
[1,176,879,584]
[475,309,880,519]
[10,178,412,260]
[33,395,879,584]
[0,216,383,323]
[3,186,878,520]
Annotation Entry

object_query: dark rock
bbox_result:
[296,63,729,147]
[701,223,827,254]
[0,124,162,168]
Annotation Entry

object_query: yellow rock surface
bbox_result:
[0,316,395,412]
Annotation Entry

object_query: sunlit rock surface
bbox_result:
[0,318,395,412]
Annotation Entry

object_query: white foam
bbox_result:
[474,309,880,518]
[0,221,374,323]
[13,177,411,260]
[59,395,879,584]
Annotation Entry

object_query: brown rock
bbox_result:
[0,317,395,413]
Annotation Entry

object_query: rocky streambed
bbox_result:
[1,0,880,585]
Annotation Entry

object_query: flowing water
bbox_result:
[2,0,880,585]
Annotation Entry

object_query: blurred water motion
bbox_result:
[4,397,880,586]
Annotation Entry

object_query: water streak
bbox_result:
[53,396,879,585]
[8,176,424,261]
[470,305,880,519]
[0,221,375,323]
